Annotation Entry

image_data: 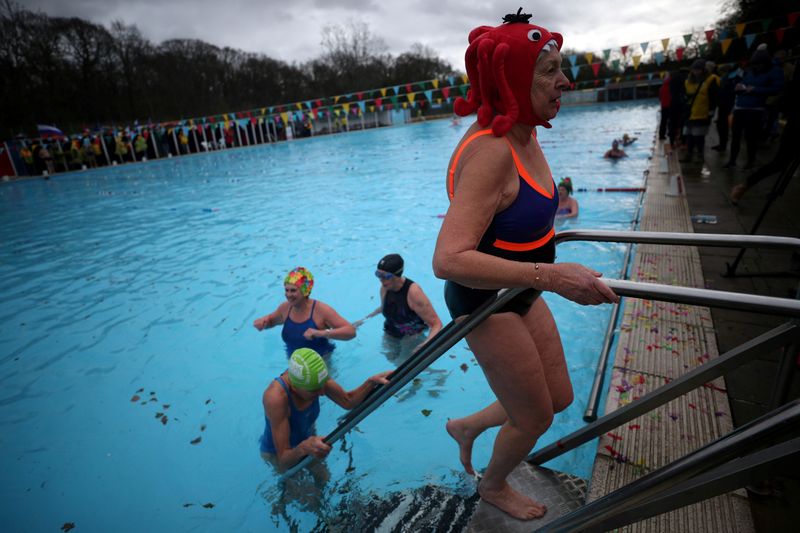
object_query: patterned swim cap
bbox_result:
[284,267,314,297]
[288,348,329,390]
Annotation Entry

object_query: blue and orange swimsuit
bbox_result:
[444,129,558,318]
[281,300,335,357]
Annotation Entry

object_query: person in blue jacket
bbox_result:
[724,48,785,169]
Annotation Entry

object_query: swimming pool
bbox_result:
[0,100,657,531]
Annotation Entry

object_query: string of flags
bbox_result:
[48,12,800,137]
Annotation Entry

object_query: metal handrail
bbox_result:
[551,229,800,422]
[555,229,800,250]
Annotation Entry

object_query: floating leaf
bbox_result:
[202,503,215,509]
[412,378,422,386]
[130,395,140,402]
[149,397,158,403]
[149,392,156,396]
[163,404,170,409]
[200,424,206,432]
[205,399,212,405]
[61,523,75,532]
[136,388,144,393]
[459,363,468,372]
[155,412,163,419]
[421,409,432,417]
[183,503,194,508]
[191,437,202,445]
[160,415,168,426]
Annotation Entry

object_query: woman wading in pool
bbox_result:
[433,10,617,520]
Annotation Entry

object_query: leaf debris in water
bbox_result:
[191,437,202,445]
[421,409,432,417]
[61,523,75,532]
[460,363,468,372]
[200,424,206,431]
[161,415,168,426]
[183,503,194,508]
[130,395,140,402]
[202,503,215,509]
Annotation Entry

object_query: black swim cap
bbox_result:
[377,254,404,276]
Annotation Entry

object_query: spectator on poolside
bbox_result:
[114,134,128,164]
[38,143,55,175]
[724,48,784,169]
[681,59,718,164]
[134,134,148,161]
[555,177,578,219]
[434,11,618,521]
[604,139,627,159]
[668,67,689,148]
[253,266,356,358]
[711,64,740,153]
[658,75,671,141]
[82,139,97,168]
[260,347,391,470]
[730,57,799,205]
[353,253,443,360]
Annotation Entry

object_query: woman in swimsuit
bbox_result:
[253,267,355,357]
[432,12,618,521]
[555,177,578,219]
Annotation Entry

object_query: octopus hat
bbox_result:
[454,8,563,137]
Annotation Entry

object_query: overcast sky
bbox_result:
[22,0,727,70]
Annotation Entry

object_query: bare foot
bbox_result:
[479,481,547,520]
[445,418,476,475]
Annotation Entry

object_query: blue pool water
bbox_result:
[0,100,657,531]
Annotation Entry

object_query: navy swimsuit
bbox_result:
[281,300,335,357]
[444,129,558,318]
[260,376,320,454]
[383,278,427,338]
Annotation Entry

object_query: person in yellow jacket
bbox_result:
[682,59,719,163]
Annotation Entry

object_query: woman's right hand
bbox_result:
[546,263,619,305]
[299,436,331,459]
[253,317,268,331]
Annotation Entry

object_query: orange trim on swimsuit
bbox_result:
[447,129,554,200]
[493,227,555,251]
[447,129,493,199]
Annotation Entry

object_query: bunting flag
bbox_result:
[590,63,601,77]
[280,112,288,124]
[571,66,580,80]
[342,103,350,113]
[448,76,455,86]
[720,38,732,55]
[424,90,433,101]
[442,87,450,99]
[602,49,610,61]
[699,43,708,56]
[568,54,576,66]
[584,52,593,65]
[356,92,363,100]
[296,103,302,110]
[705,29,715,43]
[776,28,785,44]
[632,55,642,70]
[676,47,685,61]
[461,74,469,84]
[789,12,799,27]
[432,79,439,89]
[661,38,670,51]
[640,42,649,54]
[375,97,382,107]
[621,45,628,56]
[380,88,387,97]
[407,93,416,103]
[718,28,728,40]
[654,51,664,65]
[745,34,756,48]
[405,84,412,93]
[683,33,692,46]
[760,19,771,32]
[611,59,620,71]
[735,23,746,37]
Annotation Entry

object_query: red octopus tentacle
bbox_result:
[490,42,517,137]
[476,38,496,127]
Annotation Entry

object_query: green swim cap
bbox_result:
[287,348,329,390]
